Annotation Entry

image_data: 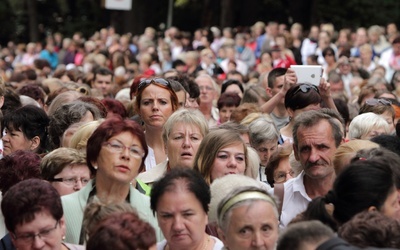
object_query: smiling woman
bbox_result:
[61,117,161,244]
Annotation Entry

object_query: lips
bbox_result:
[116,165,130,173]
[180,152,192,157]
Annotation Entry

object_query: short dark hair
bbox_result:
[93,67,113,82]
[1,179,62,233]
[267,68,287,88]
[338,211,400,249]
[87,212,156,250]
[285,84,321,110]
[2,105,49,153]
[221,79,244,95]
[150,168,210,215]
[86,116,148,174]
[0,150,42,194]
[277,221,334,250]
[217,92,241,110]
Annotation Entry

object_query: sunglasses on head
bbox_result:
[365,98,392,106]
[138,78,170,91]
[292,84,319,96]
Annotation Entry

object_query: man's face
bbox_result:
[93,74,113,96]
[267,75,284,104]
[294,120,337,179]
[195,77,215,105]
[393,42,400,56]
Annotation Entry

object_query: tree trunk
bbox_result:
[26,0,39,42]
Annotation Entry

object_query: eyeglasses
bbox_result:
[103,140,145,159]
[51,177,90,186]
[273,170,295,184]
[292,84,319,96]
[365,98,392,106]
[138,78,170,91]
[13,221,59,245]
[199,86,214,91]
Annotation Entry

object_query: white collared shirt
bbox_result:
[275,171,312,228]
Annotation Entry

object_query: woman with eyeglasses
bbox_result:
[134,78,179,171]
[265,146,294,187]
[40,147,91,196]
[61,116,161,244]
[1,179,84,250]
[279,81,336,143]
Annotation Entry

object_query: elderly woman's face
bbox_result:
[211,142,246,182]
[139,84,174,128]
[11,211,66,250]
[255,140,278,166]
[2,127,36,156]
[221,201,279,250]
[167,123,203,169]
[92,131,144,184]
[156,185,208,249]
[51,164,91,196]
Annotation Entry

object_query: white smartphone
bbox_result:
[289,65,323,86]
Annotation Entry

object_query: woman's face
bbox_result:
[156,186,208,249]
[211,142,246,182]
[167,123,203,169]
[255,140,278,166]
[2,127,36,156]
[139,84,174,129]
[273,157,293,184]
[225,84,243,98]
[361,126,388,140]
[219,106,236,124]
[51,164,91,196]
[380,187,400,220]
[11,211,66,250]
[221,200,279,250]
[92,131,144,184]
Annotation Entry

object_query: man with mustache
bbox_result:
[276,110,343,228]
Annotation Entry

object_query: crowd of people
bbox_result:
[0,20,400,249]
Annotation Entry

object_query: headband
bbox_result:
[218,191,276,221]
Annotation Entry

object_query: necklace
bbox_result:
[165,235,211,250]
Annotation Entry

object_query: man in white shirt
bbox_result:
[277,110,343,228]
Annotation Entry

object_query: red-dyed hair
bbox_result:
[101,98,128,118]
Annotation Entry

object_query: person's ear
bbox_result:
[217,227,228,246]
[293,143,299,161]
[368,206,378,212]
[265,87,272,96]
[287,108,295,119]
[30,136,40,151]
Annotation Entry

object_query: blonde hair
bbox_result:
[69,119,104,151]
[333,139,379,174]
[193,129,247,185]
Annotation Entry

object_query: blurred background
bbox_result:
[0,0,399,45]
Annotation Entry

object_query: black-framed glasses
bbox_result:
[365,98,392,106]
[50,177,90,186]
[13,221,59,245]
[138,78,170,91]
[292,84,319,96]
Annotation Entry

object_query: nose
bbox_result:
[32,235,46,249]
[120,147,131,160]
[74,180,83,191]
[182,136,191,148]
[251,231,265,247]
[172,216,185,232]
[152,101,159,111]
[286,172,293,181]
[227,155,238,168]
[308,147,320,163]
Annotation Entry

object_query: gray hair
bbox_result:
[249,116,279,147]
[293,110,343,149]
[162,108,209,144]
[348,112,390,140]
